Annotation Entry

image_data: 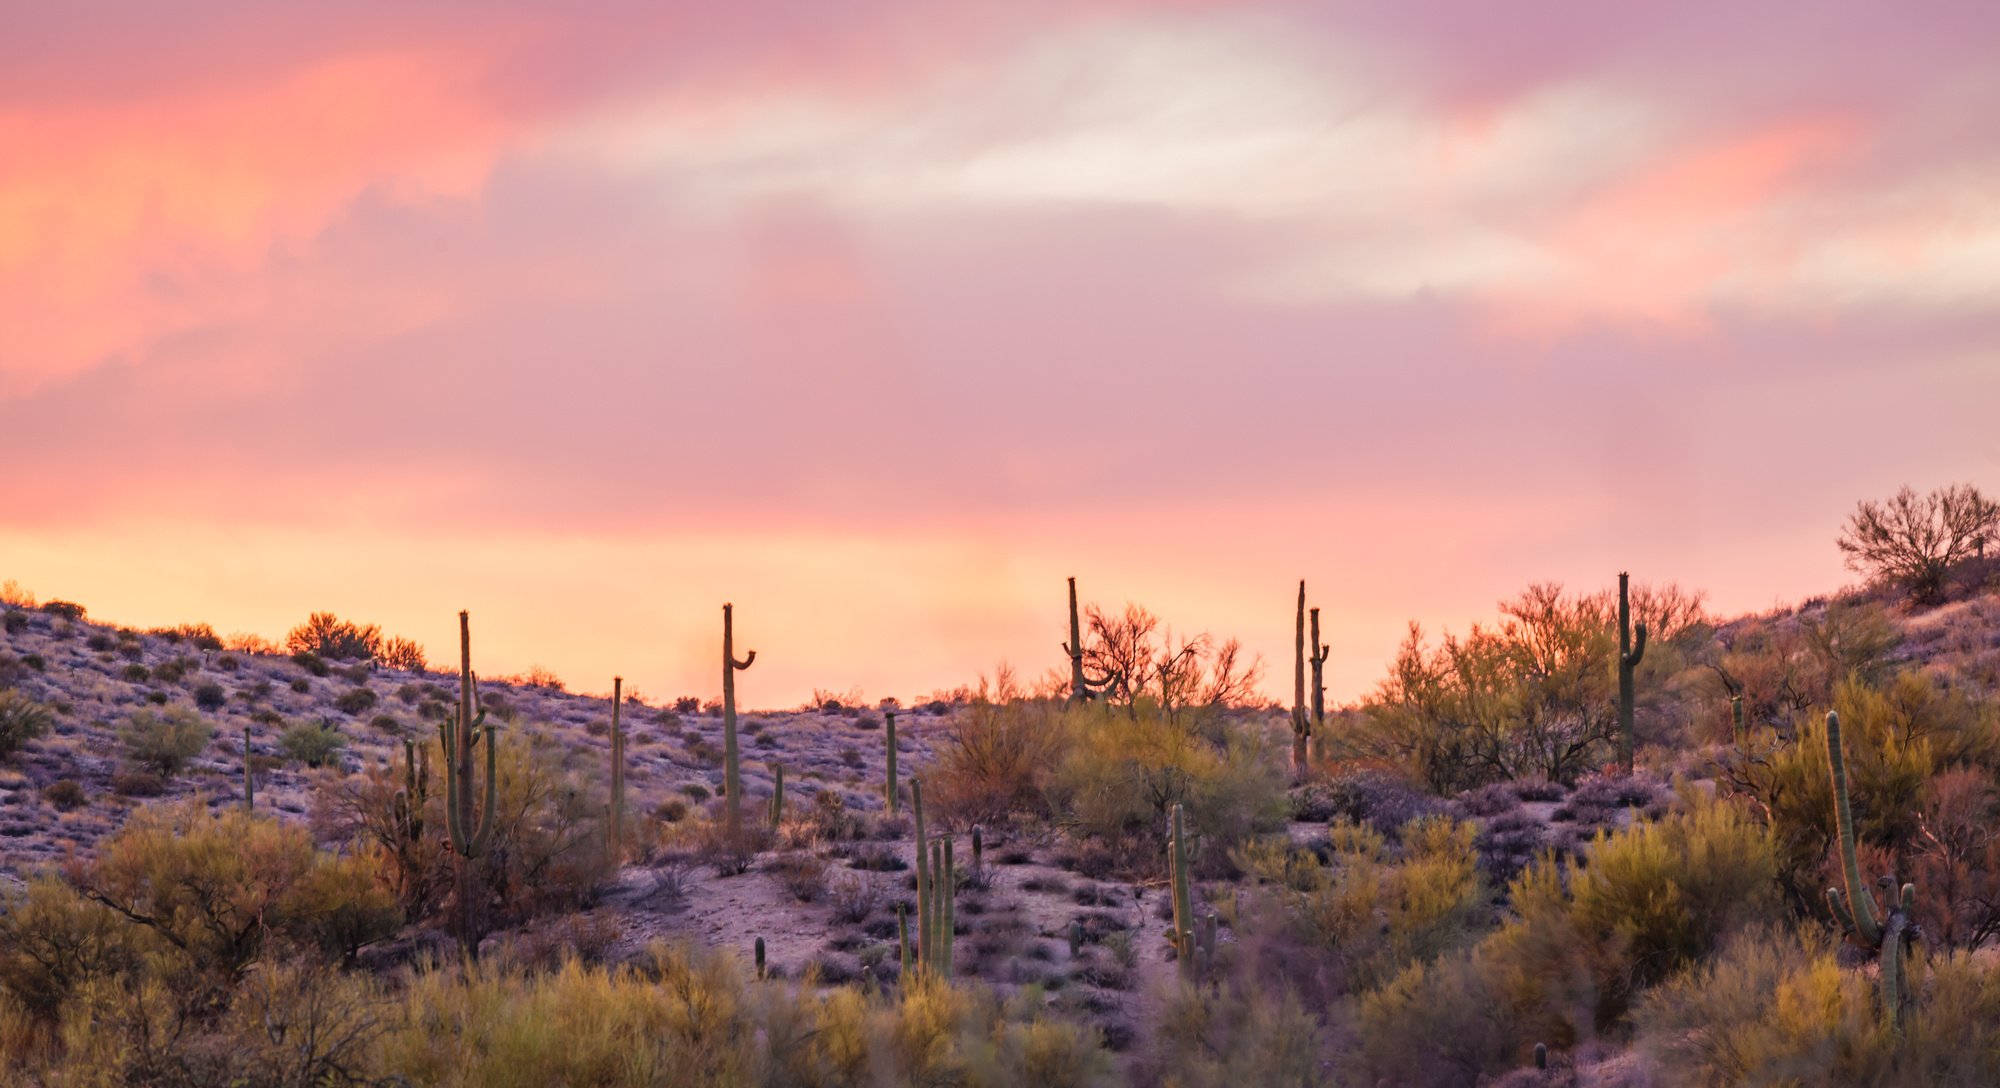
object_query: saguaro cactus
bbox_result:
[608,676,625,859]
[769,762,785,826]
[1168,803,1197,979]
[1062,577,1114,705]
[1309,606,1330,727]
[722,603,757,843]
[1825,710,1920,1030]
[754,936,767,980]
[441,610,499,951]
[1617,572,1648,776]
[393,736,428,849]
[242,725,254,811]
[884,711,899,816]
[909,777,955,980]
[1731,695,1745,747]
[1291,581,1312,778]
[898,905,913,977]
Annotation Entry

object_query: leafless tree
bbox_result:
[1838,483,1999,604]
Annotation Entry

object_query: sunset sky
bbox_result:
[4,2,1997,709]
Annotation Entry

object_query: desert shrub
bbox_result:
[680,782,711,802]
[119,663,150,683]
[1640,930,2000,1086]
[151,659,187,683]
[1243,815,1485,995]
[1294,767,1446,839]
[38,600,85,621]
[1483,789,1779,1043]
[284,613,381,661]
[278,721,347,768]
[771,852,830,902]
[1045,702,1287,873]
[1357,581,1707,791]
[929,683,1070,825]
[41,779,86,811]
[111,771,165,797]
[376,636,427,672]
[333,687,377,715]
[0,877,146,1024]
[1149,980,1324,1088]
[69,803,400,983]
[0,690,54,759]
[290,650,330,677]
[118,707,213,777]
[191,681,227,711]
[654,797,689,823]
[313,730,610,935]
[1356,944,1518,1087]
[0,611,27,634]
[829,871,882,924]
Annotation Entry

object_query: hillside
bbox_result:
[2,559,1999,1086]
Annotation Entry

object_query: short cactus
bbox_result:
[754,935,766,980]
[971,825,983,881]
[722,603,756,843]
[1534,1043,1547,1070]
[1825,710,1920,1031]
[1731,694,1745,747]
[1068,918,1084,959]
[1617,572,1648,775]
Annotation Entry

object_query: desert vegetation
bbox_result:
[1,483,1999,1084]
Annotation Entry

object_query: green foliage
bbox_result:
[1483,789,1780,1041]
[1359,581,1707,791]
[118,706,213,777]
[1642,932,2000,1086]
[278,720,348,768]
[335,687,378,715]
[0,690,54,759]
[929,674,1069,825]
[68,803,400,983]
[1153,979,1325,1088]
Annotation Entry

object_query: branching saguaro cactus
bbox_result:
[1825,710,1920,1031]
[441,610,499,952]
[1309,605,1330,764]
[1168,803,1198,980]
[722,603,757,843]
[1617,572,1648,776]
[909,778,955,980]
[1291,581,1312,778]
[1062,577,1118,706]
[884,711,899,816]
[608,676,625,860]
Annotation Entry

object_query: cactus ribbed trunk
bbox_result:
[1825,710,1919,1030]
[442,610,497,955]
[242,726,253,811]
[722,603,756,845]
[609,676,624,860]
[1291,581,1310,779]
[1066,577,1090,706]
[1169,803,1196,979]
[885,711,899,816]
[769,762,785,826]
[1616,572,1647,776]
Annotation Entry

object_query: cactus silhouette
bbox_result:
[722,603,756,844]
[1617,572,1648,775]
[884,710,899,816]
[1062,577,1115,705]
[608,676,625,860]
[440,610,498,952]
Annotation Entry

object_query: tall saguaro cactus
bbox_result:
[1617,572,1648,776]
[1291,581,1312,778]
[722,603,757,843]
[441,610,499,952]
[608,676,625,860]
[242,725,254,811]
[1168,803,1197,980]
[1824,710,1920,1030]
[1309,605,1330,758]
[1062,577,1114,705]
[884,710,899,816]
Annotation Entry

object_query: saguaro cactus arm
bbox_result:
[1617,572,1648,775]
[1825,711,1883,945]
[444,610,498,860]
[1168,803,1197,979]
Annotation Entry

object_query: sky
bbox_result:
[3,1,1998,709]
